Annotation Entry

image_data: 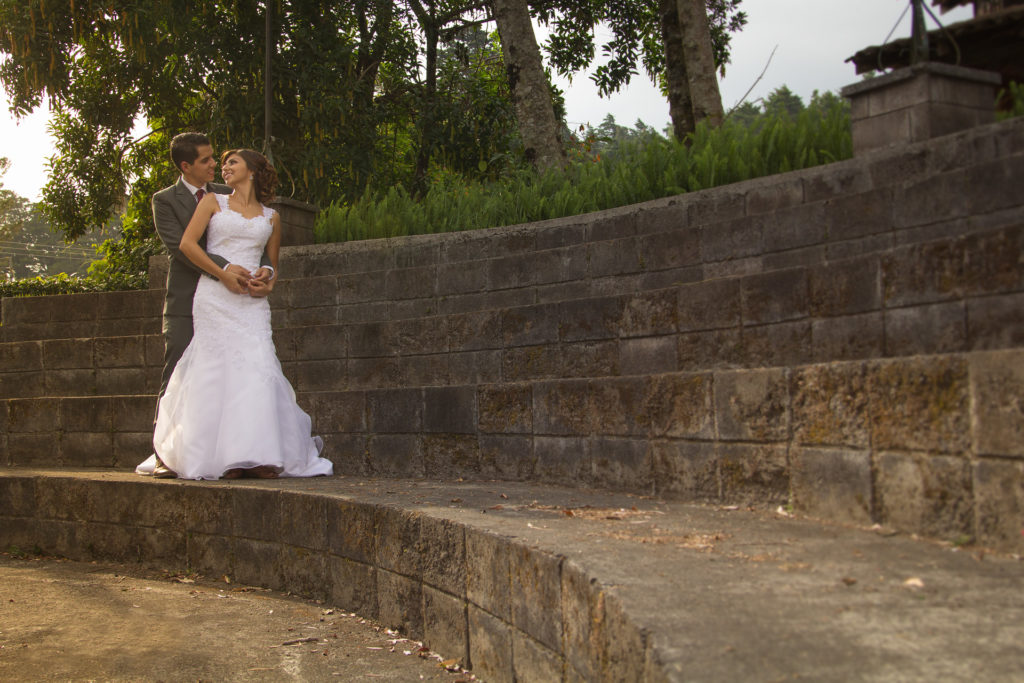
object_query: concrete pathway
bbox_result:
[3,472,1024,681]
[0,553,472,682]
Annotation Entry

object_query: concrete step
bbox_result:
[2,396,154,468]
[2,469,1022,682]
[0,335,162,400]
[0,289,163,343]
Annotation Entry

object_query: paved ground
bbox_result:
[4,471,1024,681]
[0,553,473,682]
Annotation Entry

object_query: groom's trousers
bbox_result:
[155,313,194,422]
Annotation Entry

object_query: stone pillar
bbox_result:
[268,196,319,247]
[841,62,1001,155]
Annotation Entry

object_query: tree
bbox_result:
[0,0,537,279]
[764,85,804,119]
[674,0,724,128]
[658,0,695,139]
[492,0,567,171]
[727,100,761,127]
[0,157,31,242]
[0,1,415,236]
[539,0,745,139]
[430,28,521,180]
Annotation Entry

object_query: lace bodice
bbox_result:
[208,193,274,269]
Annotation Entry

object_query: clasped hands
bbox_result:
[220,264,274,297]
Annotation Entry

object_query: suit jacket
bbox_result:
[152,179,270,317]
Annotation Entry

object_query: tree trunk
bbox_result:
[413,20,439,191]
[490,0,567,172]
[676,0,724,127]
[658,0,695,140]
[406,0,440,192]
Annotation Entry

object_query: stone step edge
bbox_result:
[13,217,1021,346]
[0,469,670,682]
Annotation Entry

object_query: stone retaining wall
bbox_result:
[0,473,660,682]
[2,116,1023,550]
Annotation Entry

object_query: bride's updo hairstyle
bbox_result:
[221,148,278,204]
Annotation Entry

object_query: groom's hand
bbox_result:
[221,264,253,294]
[224,264,253,280]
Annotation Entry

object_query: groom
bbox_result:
[148,132,274,478]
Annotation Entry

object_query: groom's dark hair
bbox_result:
[170,133,211,172]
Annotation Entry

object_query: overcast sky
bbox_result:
[1,1,974,201]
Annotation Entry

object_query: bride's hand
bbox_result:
[252,267,274,283]
[247,278,273,297]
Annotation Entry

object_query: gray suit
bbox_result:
[152,179,269,400]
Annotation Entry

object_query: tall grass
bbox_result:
[315,98,853,244]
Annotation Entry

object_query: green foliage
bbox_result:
[762,86,804,120]
[539,0,747,96]
[0,157,32,241]
[0,1,538,296]
[997,81,1024,121]
[0,0,536,288]
[317,93,852,243]
[0,271,147,298]
[430,30,522,182]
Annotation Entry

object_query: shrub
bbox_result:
[0,272,148,299]
[315,97,853,243]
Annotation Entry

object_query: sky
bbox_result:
[0,1,974,201]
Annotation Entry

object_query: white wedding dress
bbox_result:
[137,193,333,480]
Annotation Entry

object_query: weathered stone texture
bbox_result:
[637,373,714,439]
[423,585,469,664]
[468,605,514,683]
[478,384,533,434]
[589,437,652,490]
[970,350,1024,457]
[560,560,602,681]
[373,508,422,577]
[512,631,564,683]
[867,358,970,454]
[875,452,973,538]
[973,458,1024,548]
[510,545,563,652]
[715,369,790,442]
[718,443,790,503]
[677,278,741,332]
[4,115,1024,557]
[791,447,873,524]
[376,569,424,638]
[650,441,719,499]
[329,556,378,619]
[885,301,967,356]
[791,364,870,448]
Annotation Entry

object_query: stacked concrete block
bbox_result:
[842,63,1001,154]
[0,473,683,681]
[1,115,1023,550]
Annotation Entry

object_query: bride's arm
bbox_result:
[180,194,248,294]
[248,211,281,298]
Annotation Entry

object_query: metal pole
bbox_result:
[264,0,273,159]
[910,0,930,65]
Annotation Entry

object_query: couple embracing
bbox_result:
[136,133,332,481]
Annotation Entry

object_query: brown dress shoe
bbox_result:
[152,457,177,479]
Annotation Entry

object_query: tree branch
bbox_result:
[725,44,776,116]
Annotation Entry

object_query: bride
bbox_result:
[138,149,333,480]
